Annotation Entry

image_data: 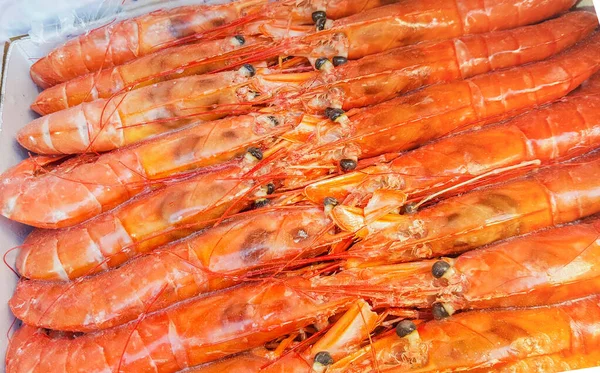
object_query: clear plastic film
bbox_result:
[0,0,231,45]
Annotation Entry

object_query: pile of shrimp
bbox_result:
[5,0,600,371]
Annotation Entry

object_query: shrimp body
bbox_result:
[297,0,577,61]
[337,154,600,265]
[31,35,266,115]
[19,70,278,154]
[302,11,597,111]
[1,112,294,228]
[11,206,340,331]
[327,295,600,372]
[280,33,600,191]
[29,0,267,88]
[305,70,600,205]
[6,281,355,373]
[190,299,378,373]
[16,161,259,281]
[313,219,600,314]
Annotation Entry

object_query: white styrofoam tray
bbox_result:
[2,1,600,372]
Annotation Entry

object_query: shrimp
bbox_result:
[311,218,600,318]
[29,0,268,88]
[331,152,600,267]
[269,0,578,67]
[32,10,597,115]
[276,32,600,192]
[14,154,274,281]
[19,67,300,155]
[1,112,299,228]
[189,299,378,373]
[30,35,267,115]
[325,295,600,372]
[10,205,345,331]
[5,280,356,373]
[304,69,600,206]
[298,11,598,112]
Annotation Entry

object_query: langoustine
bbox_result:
[332,152,600,267]
[311,218,600,317]
[29,0,409,89]
[29,0,268,88]
[325,295,600,372]
[14,155,273,281]
[18,66,295,154]
[6,280,356,373]
[305,69,600,206]
[230,0,579,67]
[188,299,378,373]
[1,112,299,228]
[10,205,345,331]
[31,10,598,115]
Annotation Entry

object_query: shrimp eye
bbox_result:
[432,261,451,279]
[241,64,256,77]
[312,10,327,23]
[395,320,417,338]
[332,56,348,66]
[315,57,330,71]
[324,107,345,121]
[339,159,357,172]
[266,183,276,195]
[314,351,334,366]
[315,17,327,31]
[402,202,418,215]
[234,35,245,45]
[267,115,280,126]
[432,303,450,320]
[254,198,269,208]
[247,147,263,160]
[324,196,339,207]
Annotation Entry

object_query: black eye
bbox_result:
[314,351,334,366]
[247,147,263,160]
[266,115,279,126]
[254,198,269,208]
[266,183,275,195]
[402,202,418,215]
[311,10,327,23]
[324,107,345,121]
[332,56,348,66]
[234,35,245,45]
[339,159,357,172]
[241,64,256,77]
[395,320,417,338]
[324,196,339,207]
[315,17,327,31]
[315,57,330,70]
[431,261,451,278]
[432,303,450,320]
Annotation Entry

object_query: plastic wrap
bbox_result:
[0,0,231,44]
